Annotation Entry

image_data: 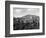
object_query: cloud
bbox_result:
[13,8,39,17]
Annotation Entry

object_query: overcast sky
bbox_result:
[13,8,40,18]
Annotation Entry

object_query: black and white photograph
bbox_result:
[5,1,45,37]
[13,8,40,30]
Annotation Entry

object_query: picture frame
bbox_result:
[5,1,45,37]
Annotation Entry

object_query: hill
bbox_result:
[13,15,40,30]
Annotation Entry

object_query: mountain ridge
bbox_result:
[14,14,39,23]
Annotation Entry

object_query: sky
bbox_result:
[13,8,40,18]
